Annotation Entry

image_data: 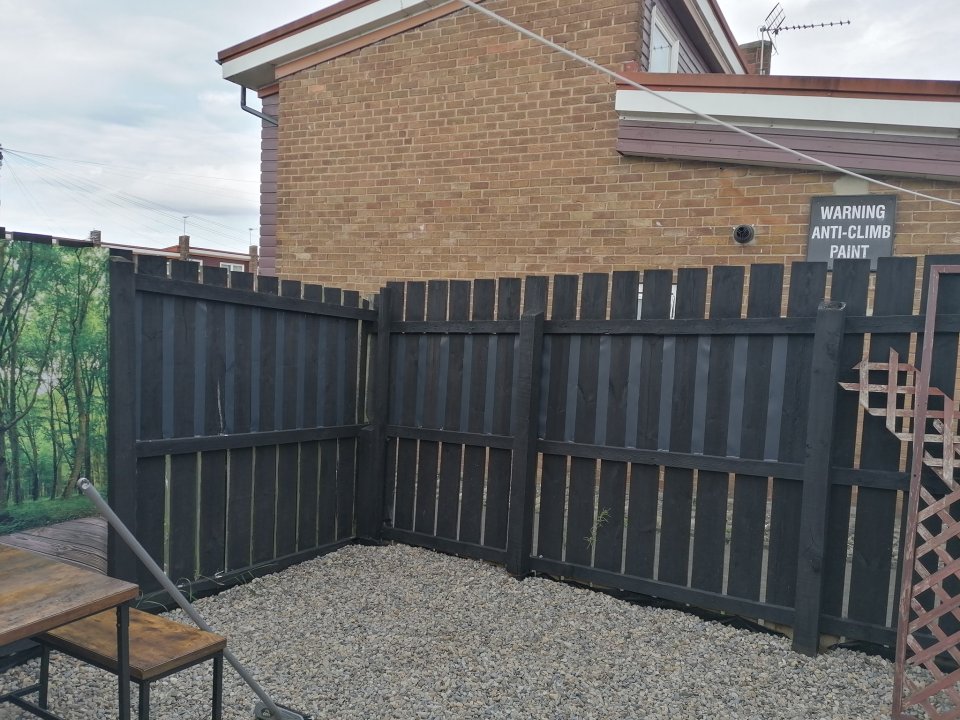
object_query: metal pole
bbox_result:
[77,478,298,720]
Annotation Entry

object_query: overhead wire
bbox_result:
[450,0,960,210]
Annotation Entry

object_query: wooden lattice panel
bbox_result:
[843,349,960,719]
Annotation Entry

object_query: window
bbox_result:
[220,262,245,272]
[648,6,680,73]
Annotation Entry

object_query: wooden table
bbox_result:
[0,544,139,719]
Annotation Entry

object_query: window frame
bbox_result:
[648,5,681,73]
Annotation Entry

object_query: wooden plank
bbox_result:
[382,282,404,527]
[765,262,826,609]
[136,425,362,456]
[459,280,494,545]
[565,274,608,567]
[846,257,916,629]
[298,441,319,551]
[198,267,228,579]
[485,278,521,550]
[167,260,199,584]
[337,438,356,540]
[134,274,377,321]
[251,445,277,564]
[625,270,673,578]
[394,282,425,532]
[821,259,871,617]
[342,291,361,425]
[658,268,707,586]
[727,263,782,601]
[691,266,744,592]
[275,282,301,558]
[414,281,447,536]
[436,281,470,540]
[134,257,167,592]
[593,271,640,573]
[107,256,137,582]
[356,285,389,541]
[537,275,579,561]
[318,439,338,545]
[792,300,847,656]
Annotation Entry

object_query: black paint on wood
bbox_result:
[821,259,870,618]
[382,282,404,528]
[275,282,302,558]
[792,300,847,656]
[394,282,425,532]
[658,268,707,586]
[766,262,826,608]
[625,270,672,578]
[538,275,579,561]
[252,445,277,564]
[565,274,608,567]
[414,281,447,535]
[691,265,743,592]
[318,439,339,545]
[727,264,782,601]
[337,438,357,540]
[485,278,521,550]
[298,441,320,551]
[107,257,138,582]
[459,280,494,545]
[436,281,471,540]
[593,271,640,573]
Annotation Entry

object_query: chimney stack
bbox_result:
[739,39,774,75]
[178,235,190,261]
[89,230,102,246]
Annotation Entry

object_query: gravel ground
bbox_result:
[0,544,903,719]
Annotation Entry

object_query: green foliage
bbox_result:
[0,240,109,530]
[0,495,96,534]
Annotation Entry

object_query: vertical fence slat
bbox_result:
[198,267,228,579]
[383,282,404,528]
[792,299,847,655]
[108,254,137,582]
[485,278,522,550]
[766,262,826,608]
[436,281,470,540]
[593,271,639,573]
[624,270,672,578]
[226,271,255,572]
[821,259,871,618]
[298,284,323,547]
[167,260,199,585]
[691,265,744,592]
[460,280,494,545]
[319,288,345,545]
[565,274,608,567]
[727,264,782,601]
[275,281,301,557]
[338,291,361,540]
[658,268,707,586]
[538,275,579,561]
[414,281,447,535]
[394,282,425,533]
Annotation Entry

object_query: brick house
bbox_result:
[218,0,960,293]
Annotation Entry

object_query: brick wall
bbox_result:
[274,0,960,295]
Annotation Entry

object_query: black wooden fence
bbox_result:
[364,256,960,655]
[108,254,374,595]
[109,253,960,656]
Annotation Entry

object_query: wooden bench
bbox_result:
[38,608,226,720]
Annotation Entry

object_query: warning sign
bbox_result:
[806,194,896,269]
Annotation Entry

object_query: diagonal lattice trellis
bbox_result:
[842,263,960,720]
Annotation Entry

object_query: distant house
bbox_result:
[218,0,960,291]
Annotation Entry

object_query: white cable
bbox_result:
[450,0,960,209]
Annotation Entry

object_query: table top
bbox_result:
[0,544,139,646]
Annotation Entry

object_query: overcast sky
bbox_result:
[0,0,956,253]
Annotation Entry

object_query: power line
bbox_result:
[448,0,960,210]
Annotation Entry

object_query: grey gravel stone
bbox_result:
[0,544,908,719]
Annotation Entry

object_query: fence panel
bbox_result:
[111,260,373,599]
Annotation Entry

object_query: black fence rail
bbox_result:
[108,254,375,597]
[363,257,960,655]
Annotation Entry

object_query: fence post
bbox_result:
[792,299,847,656]
[506,310,545,578]
[356,287,392,541]
[107,251,137,582]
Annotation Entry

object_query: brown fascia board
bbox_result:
[217,0,378,64]
[616,71,960,102]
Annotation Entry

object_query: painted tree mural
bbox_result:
[0,239,109,533]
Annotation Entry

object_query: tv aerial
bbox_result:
[756,3,851,73]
